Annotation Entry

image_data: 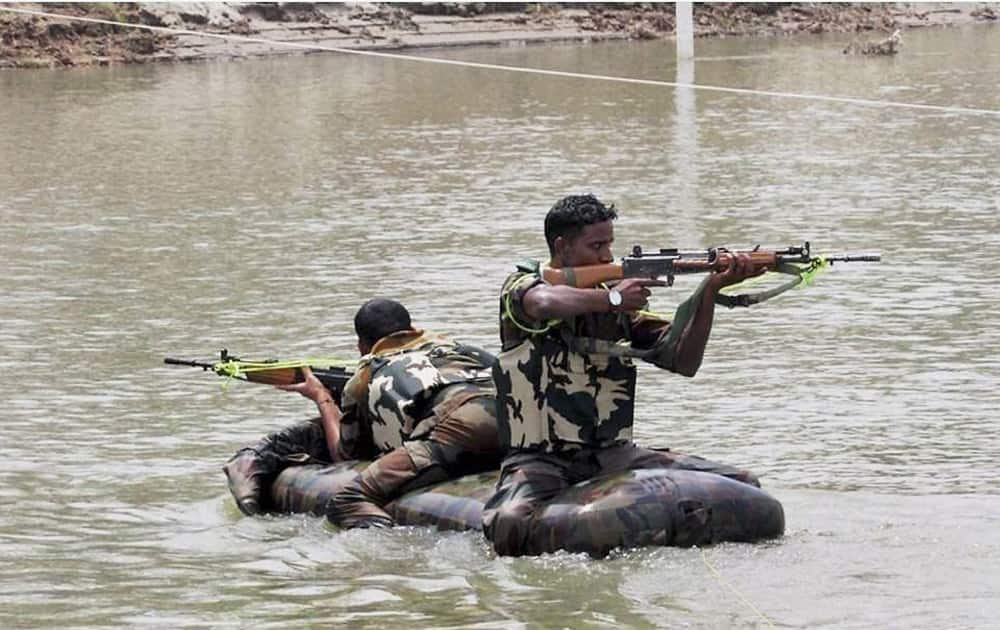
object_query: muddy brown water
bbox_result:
[1,25,999,629]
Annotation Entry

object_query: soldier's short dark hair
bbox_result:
[354,298,412,347]
[544,194,618,255]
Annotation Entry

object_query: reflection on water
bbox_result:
[1,24,999,628]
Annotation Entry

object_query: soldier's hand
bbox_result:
[276,366,332,404]
[614,278,667,312]
[710,252,766,291]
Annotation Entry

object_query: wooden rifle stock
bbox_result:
[671,251,780,274]
[538,253,776,289]
[541,243,879,289]
[541,264,624,288]
[164,351,354,404]
[234,365,353,402]
[239,367,304,387]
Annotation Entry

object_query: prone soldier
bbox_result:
[278,298,502,528]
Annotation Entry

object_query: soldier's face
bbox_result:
[558,220,615,267]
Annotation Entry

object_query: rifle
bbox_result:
[164,349,354,405]
[542,241,880,307]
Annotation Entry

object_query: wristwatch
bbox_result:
[607,288,623,309]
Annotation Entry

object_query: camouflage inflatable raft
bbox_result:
[224,418,785,556]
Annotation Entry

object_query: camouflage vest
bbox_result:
[351,330,495,452]
[494,262,638,452]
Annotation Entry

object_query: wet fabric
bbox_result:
[226,421,784,556]
[222,417,331,515]
[326,331,502,528]
[328,396,501,528]
[224,331,501,523]
[481,443,761,556]
[268,458,784,556]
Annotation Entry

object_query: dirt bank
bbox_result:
[1,2,997,69]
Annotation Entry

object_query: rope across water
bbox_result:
[2,6,999,118]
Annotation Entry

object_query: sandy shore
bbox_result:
[1,2,998,69]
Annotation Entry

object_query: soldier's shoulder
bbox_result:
[341,367,371,408]
[417,332,452,347]
[502,260,543,292]
[514,258,541,274]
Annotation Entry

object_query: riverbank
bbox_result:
[1,2,998,69]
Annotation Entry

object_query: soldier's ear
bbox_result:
[552,235,568,263]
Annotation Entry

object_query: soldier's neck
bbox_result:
[370,329,428,355]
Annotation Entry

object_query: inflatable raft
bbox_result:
[224,419,785,556]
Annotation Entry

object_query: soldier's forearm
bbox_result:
[316,399,345,461]
[672,287,717,376]
[524,285,611,320]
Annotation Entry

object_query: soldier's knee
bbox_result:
[485,516,525,557]
[328,482,372,514]
[485,500,524,530]
[327,488,356,518]
[327,486,394,529]
[483,499,534,556]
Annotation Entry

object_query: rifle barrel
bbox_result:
[826,254,881,263]
[164,357,215,370]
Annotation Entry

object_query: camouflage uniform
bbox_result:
[482,261,760,556]
[329,329,502,529]
[223,416,333,515]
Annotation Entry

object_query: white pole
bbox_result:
[676,2,694,60]
[673,57,698,227]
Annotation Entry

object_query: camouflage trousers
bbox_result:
[328,396,502,529]
[481,443,760,557]
[223,418,331,515]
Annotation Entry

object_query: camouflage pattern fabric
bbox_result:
[225,400,502,527]
[494,333,637,450]
[339,329,497,455]
[270,460,369,515]
[494,264,670,452]
[225,330,502,529]
[266,450,783,556]
[222,417,331,515]
[328,395,502,528]
[523,467,782,557]
[481,443,765,557]
[271,461,495,527]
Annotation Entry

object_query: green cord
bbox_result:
[502,274,559,335]
[718,258,830,296]
[796,257,828,287]
[213,357,355,379]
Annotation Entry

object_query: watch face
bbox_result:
[609,289,623,306]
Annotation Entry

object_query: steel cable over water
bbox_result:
[2,6,1000,118]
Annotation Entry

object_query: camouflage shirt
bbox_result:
[494,262,670,453]
[338,329,497,457]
